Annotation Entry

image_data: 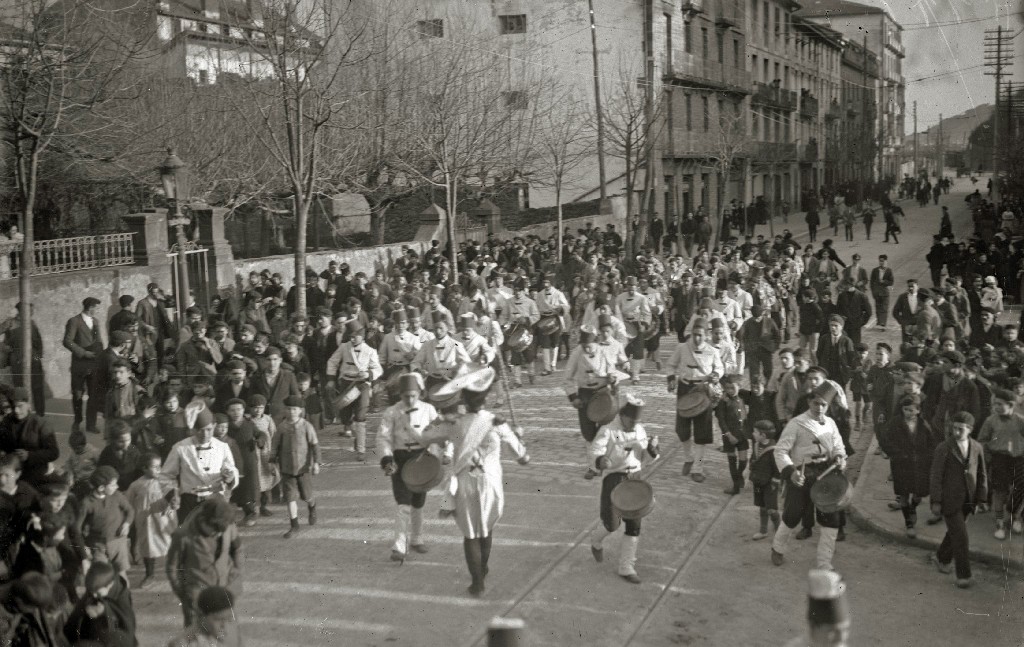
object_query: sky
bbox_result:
[863,0,1024,135]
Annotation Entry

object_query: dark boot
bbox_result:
[480,535,492,579]
[736,459,748,490]
[308,503,318,526]
[284,517,300,539]
[723,456,741,495]
[463,538,485,597]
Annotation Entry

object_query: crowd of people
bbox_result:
[2,183,1024,644]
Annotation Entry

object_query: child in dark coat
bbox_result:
[715,375,748,496]
[749,420,781,540]
[64,561,137,646]
[879,394,938,538]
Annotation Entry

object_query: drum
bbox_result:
[586,386,619,426]
[536,315,561,337]
[642,321,659,341]
[810,469,854,513]
[675,384,712,417]
[331,384,362,411]
[506,323,533,352]
[401,452,444,493]
[427,382,462,409]
[610,478,656,520]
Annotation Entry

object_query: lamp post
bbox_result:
[159,147,191,320]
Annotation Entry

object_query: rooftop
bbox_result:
[795,0,886,18]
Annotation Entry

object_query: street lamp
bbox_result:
[159,147,191,320]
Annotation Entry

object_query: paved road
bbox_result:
[87,178,1018,646]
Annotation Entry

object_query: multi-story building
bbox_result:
[837,38,879,186]
[797,0,905,182]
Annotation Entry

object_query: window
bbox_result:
[686,94,692,130]
[499,14,527,34]
[684,21,692,54]
[172,17,182,35]
[701,28,708,58]
[503,90,528,110]
[774,7,780,43]
[221,23,230,37]
[716,31,723,63]
[416,19,443,38]
[752,109,759,138]
[198,69,209,84]
[752,55,758,80]
[717,98,724,127]
[733,39,740,68]
[702,96,709,131]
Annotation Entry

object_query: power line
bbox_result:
[901,11,1024,31]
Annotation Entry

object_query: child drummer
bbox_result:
[588,393,660,584]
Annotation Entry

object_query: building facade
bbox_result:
[797,0,905,183]
[837,39,879,186]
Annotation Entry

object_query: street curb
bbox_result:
[847,437,1024,571]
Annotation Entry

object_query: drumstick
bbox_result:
[495,351,520,430]
[817,463,838,480]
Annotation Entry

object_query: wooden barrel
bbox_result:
[401,452,444,494]
[610,478,655,520]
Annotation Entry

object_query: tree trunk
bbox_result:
[713,168,726,250]
[555,182,563,263]
[294,196,308,314]
[370,201,388,246]
[19,149,39,391]
[446,173,459,283]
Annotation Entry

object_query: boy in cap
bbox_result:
[326,320,383,460]
[929,412,987,588]
[165,495,243,627]
[771,382,848,570]
[849,342,872,429]
[815,314,856,389]
[565,330,622,479]
[270,395,320,538]
[749,419,781,540]
[167,585,242,647]
[588,394,659,584]
[716,375,748,495]
[615,276,652,384]
[79,465,135,580]
[378,309,423,404]
[498,277,540,387]
[377,372,441,561]
[976,388,1024,540]
[534,273,570,376]
[0,386,58,487]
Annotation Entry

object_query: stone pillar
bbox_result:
[190,207,236,292]
[470,199,501,235]
[121,210,171,270]
[414,204,446,243]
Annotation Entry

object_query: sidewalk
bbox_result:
[849,436,1024,570]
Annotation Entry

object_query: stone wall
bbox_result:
[3,266,162,400]
[232,241,429,287]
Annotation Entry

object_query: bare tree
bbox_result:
[393,23,548,281]
[0,0,146,388]
[529,89,595,260]
[217,0,371,313]
[602,62,665,255]
[707,100,748,248]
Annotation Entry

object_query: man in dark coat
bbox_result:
[63,297,105,433]
[0,387,58,487]
[816,314,857,388]
[869,254,895,329]
[7,302,45,416]
[922,351,980,437]
[670,273,700,341]
[835,281,872,345]
[251,347,302,421]
[891,279,921,343]
[968,308,1003,349]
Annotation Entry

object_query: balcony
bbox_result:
[750,141,797,161]
[665,129,729,157]
[825,99,842,121]
[800,139,819,162]
[799,93,819,120]
[750,82,797,111]
[681,0,704,18]
[662,53,750,94]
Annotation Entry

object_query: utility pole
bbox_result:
[588,0,610,213]
[984,25,1014,203]
[858,34,868,205]
[937,113,943,177]
[913,100,918,177]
